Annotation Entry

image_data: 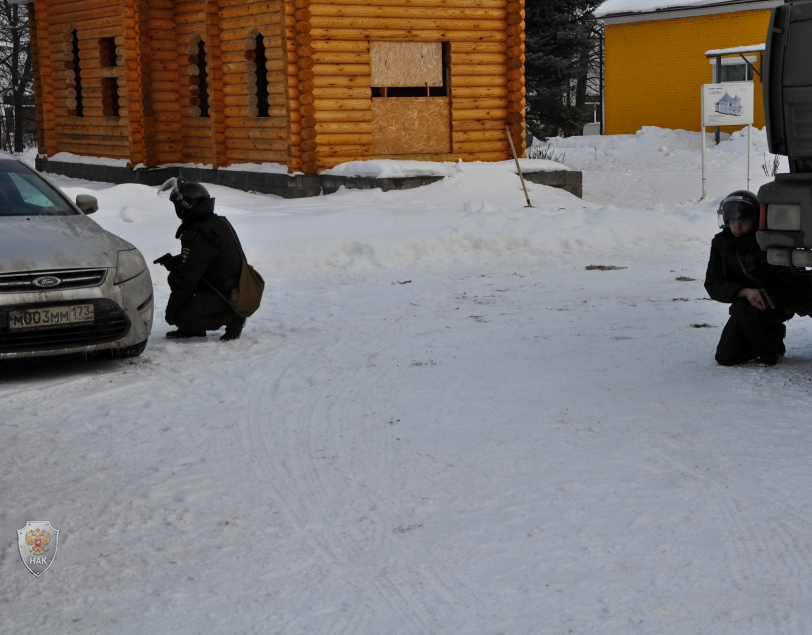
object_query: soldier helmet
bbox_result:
[718,190,759,228]
[158,177,215,220]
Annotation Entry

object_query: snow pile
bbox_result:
[48,152,130,168]
[324,159,459,178]
[60,158,717,278]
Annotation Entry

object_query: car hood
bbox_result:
[0,215,134,272]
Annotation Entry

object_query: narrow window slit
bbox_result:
[254,33,269,117]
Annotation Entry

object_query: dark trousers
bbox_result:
[715,299,789,366]
[168,290,235,332]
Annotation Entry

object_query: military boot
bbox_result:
[220,315,246,341]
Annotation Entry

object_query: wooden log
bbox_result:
[225,105,260,117]
[311,63,369,76]
[300,127,316,140]
[452,140,510,153]
[452,129,507,143]
[309,17,507,31]
[311,51,370,64]
[312,87,370,99]
[452,87,509,98]
[223,83,258,96]
[225,138,290,151]
[224,127,287,140]
[452,97,508,110]
[313,98,370,111]
[224,93,260,107]
[316,145,374,157]
[312,75,370,88]
[226,148,288,161]
[315,121,373,134]
[451,76,508,88]
[315,110,372,122]
[219,2,283,19]
[450,53,506,64]
[220,14,283,32]
[317,132,373,146]
[309,29,505,42]
[310,40,370,52]
[310,5,506,20]
[506,35,525,48]
[451,64,508,77]
[452,119,509,132]
[308,0,505,7]
[452,108,508,121]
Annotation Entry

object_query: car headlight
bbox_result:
[767,204,801,231]
[115,249,147,285]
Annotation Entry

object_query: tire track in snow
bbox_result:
[239,283,487,632]
[240,307,433,633]
[643,428,812,633]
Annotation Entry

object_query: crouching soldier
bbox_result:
[705,190,811,366]
[154,178,247,341]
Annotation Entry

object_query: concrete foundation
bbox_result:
[35,158,582,199]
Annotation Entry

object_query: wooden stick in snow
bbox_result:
[506,124,532,207]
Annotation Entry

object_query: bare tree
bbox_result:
[0,0,34,153]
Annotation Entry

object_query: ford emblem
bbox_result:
[32,276,62,288]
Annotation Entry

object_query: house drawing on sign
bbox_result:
[594,0,776,134]
[715,92,743,116]
[13,0,527,175]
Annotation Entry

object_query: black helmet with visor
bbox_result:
[718,190,759,229]
[158,177,215,220]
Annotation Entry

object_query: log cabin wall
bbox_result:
[32,0,130,160]
[29,0,523,173]
[298,0,526,173]
[173,0,288,167]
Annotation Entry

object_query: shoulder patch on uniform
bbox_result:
[181,247,190,263]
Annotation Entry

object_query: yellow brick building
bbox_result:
[595,0,781,135]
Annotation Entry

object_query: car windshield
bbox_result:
[0,159,76,216]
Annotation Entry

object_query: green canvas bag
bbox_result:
[205,218,265,318]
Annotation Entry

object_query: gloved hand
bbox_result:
[153,253,178,271]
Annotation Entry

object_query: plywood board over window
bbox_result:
[372,97,451,154]
[370,42,443,87]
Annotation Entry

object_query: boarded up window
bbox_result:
[370,42,443,88]
[372,97,451,155]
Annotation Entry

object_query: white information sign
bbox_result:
[700,81,755,198]
[702,82,754,126]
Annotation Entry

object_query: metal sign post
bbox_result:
[701,88,707,199]
[701,81,755,199]
[747,124,751,191]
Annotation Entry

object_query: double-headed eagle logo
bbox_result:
[25,527,51,556]
[17,521,59,577]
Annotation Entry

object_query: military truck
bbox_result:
[757,0,812,270]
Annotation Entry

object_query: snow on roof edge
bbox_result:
[705,43,765,56]
[595,0,771,18]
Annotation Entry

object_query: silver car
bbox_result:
[0,154,153,359]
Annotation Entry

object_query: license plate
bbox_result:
[8,304,95,330]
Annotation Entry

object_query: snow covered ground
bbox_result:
[4,128,812,634]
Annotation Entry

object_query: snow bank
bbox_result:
[61,157,717,279]
[324,159,459,179]
[48,152,130,168]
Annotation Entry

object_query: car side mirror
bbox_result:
[76,194,98,214]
